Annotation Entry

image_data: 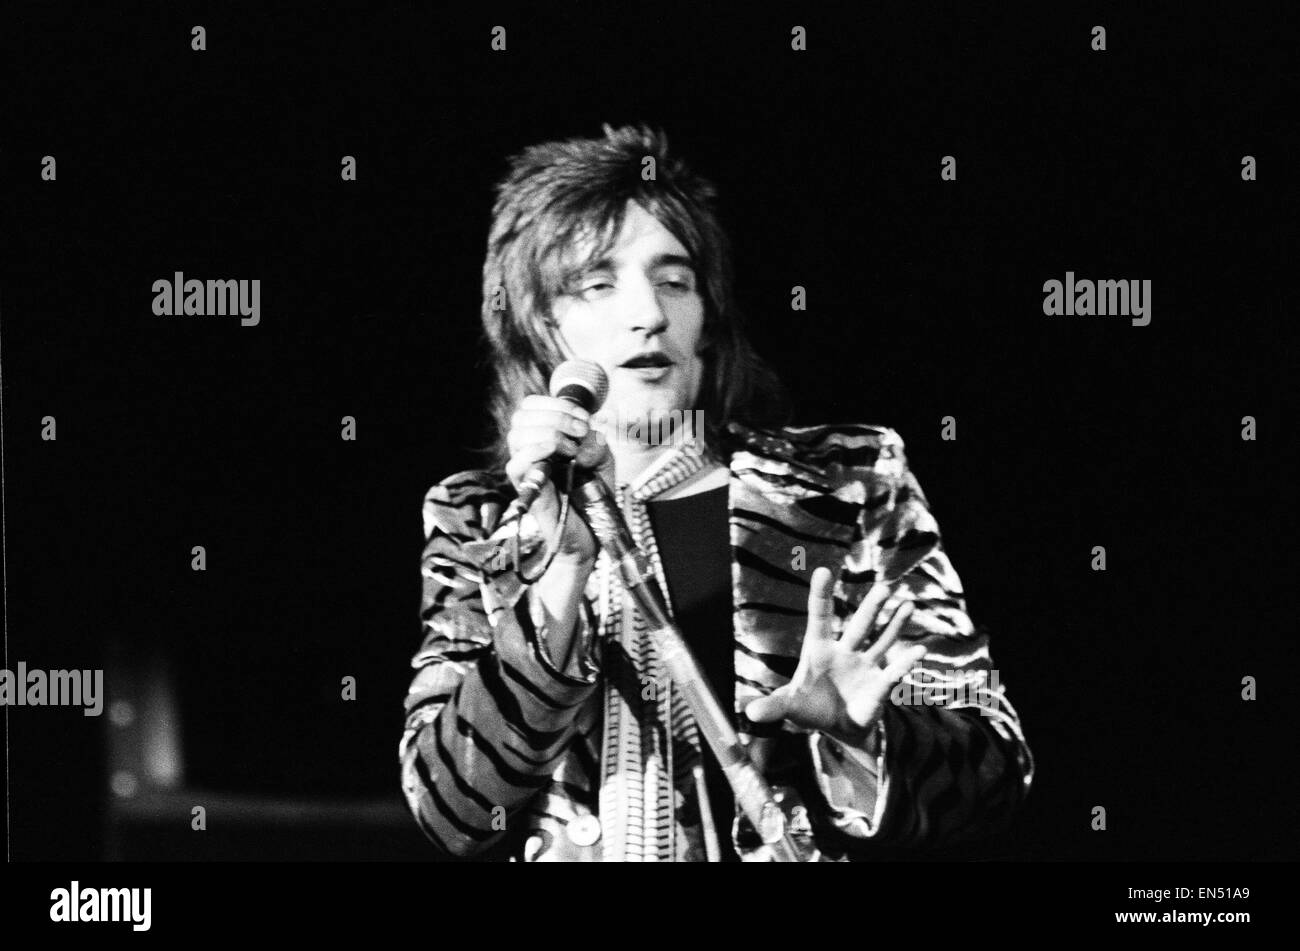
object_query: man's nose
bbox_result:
[624,276,670,335]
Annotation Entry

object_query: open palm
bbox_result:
[744,566,927,749]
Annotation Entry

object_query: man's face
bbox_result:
[551,200,706,442]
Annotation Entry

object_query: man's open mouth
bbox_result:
[621,353,674,368]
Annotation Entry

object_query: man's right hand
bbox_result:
[504,394,614,676]
[505,394,614,566]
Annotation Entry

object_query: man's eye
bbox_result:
[569,276,613,298]
[658,275,696,291]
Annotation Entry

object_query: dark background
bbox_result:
[2,4,1295,860]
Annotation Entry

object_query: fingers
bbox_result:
[572,430,614,471]
[879,643,929,684]
[839,582,896,652]
[505,396,594,485]
[515,395,591,427]
[744,688,790,725]
[845,638,928,730]
[861,600,915,666]
[803,567,837,645]
[508,398,590,446]
[507,416,588,454]
[504,436,572,486]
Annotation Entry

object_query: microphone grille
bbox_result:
[549,359,609,412]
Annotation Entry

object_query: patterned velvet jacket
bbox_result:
[400,421,1035,861]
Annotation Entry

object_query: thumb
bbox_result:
[745,690,790,724]
[576,432,615,482]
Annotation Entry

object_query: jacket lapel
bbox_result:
[725,423,864,773]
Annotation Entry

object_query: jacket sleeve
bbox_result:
[810,429,1035,851]
[398,471,601,858]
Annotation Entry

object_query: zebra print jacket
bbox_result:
[400,421,1035,861]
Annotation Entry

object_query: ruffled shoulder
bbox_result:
[724,420,912,491]
[420,469,513,541]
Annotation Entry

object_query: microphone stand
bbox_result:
[569,467,803,863]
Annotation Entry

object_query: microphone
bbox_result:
[506,359,609,520]
[568,466,805,862]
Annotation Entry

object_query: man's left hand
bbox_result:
[744,566,927,750]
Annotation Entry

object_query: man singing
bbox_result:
[400,124,1034,861]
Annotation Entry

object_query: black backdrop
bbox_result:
[3,5,1295,861]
